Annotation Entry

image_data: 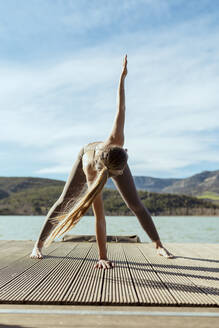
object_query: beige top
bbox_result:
[82,142,103,168]
[82,142,105,184]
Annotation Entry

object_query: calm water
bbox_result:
[0,216,218,243]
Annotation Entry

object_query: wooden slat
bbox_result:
[101,243,138,305]
[0,240,33,253]
[122,243,176,305]
[0,242,60,290]
[0,243,73,303]
[63,244,104,304]
[0,241,35,269]
[0,242,218,306]
[0,240,10,247]
[139,244,216,306]
[25,243,92,304]
[165,243,219,305]
[194,243,219,257]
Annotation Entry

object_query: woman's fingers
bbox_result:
[123,55,127,68]
[106,260,113,269]
[121,55,128,77]
[124,54,127,65]
[94,259,114,269]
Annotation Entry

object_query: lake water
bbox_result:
[0,216,218,243]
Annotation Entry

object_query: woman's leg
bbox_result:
[112,164,160,242]
[112,164,173,258]
[31,148,87,258]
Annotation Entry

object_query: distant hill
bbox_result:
[106,176,180,192]
[0,176,219,216]
[107,170,219,200]
[2,170,219,198]
[162,170,219,196]
[0,177,64,194]
[0,177,64,215]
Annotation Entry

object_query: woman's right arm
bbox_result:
[92,193,109,266]
[82,159,113,269]
[105,55,128,147]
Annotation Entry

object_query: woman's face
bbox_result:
[108,168,124,177]
[95,159,124,177]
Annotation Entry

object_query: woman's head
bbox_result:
[97,145,128,176]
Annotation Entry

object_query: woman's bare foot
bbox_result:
[154,240,174,259]
[30,240,44,259]
[30,246,43,259]
[157,247,174,259]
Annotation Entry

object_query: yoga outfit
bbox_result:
[38,143,160,243]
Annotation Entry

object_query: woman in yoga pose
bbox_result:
[30,55,173,268]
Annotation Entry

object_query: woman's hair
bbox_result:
[44,145,127,247]
[100,145,128,171]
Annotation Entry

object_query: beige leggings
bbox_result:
[38,149,160,243]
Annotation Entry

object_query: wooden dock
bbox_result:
[0,241,219,306]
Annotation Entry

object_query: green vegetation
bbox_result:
[197,192,219,200]
[0,177,64,215]
[196,192,219,207]
[0,177,219,216]
[102,190,219,216]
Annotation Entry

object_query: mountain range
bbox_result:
[1,169,219,199]
[0,174,218,216]
[106,169,219,197]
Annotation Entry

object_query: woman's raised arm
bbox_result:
[105,55,128,147]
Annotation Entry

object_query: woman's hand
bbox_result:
[94,259,114,269]
[121,54,128,79]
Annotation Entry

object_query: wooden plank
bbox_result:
[191,243,219,261]
[168,243,219,261]
[25,243,92,304]
[139,244,216,306]
[101,243,138,305]
[0,241,218,306]
[0,240,33,253]
[1,308,219,328]
[0,240,10,246]
[0,242,60,290]
[122,243,176,305]
[0,241,35,269]
[63,244,105,304]
[166,243,219,305]
[0,243,74,303]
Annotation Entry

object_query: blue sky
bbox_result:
[1,0,219,181]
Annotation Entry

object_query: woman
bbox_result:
[30,55,173,268]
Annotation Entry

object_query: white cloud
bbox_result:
[61,0,170,33]
[37,165,73,175]
[1,5,219,178]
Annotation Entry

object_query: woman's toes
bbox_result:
[157,247,174,259]
[30,248,43,259]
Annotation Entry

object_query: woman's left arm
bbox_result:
[105,55,128,147]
